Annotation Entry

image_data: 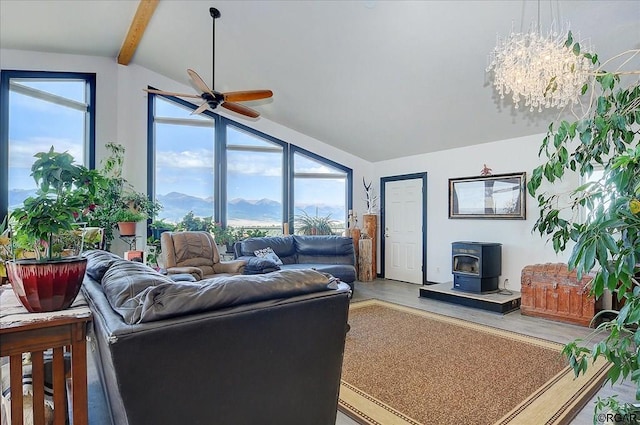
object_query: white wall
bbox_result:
[373,134,576,291]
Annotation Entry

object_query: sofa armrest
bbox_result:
[214,259,246,274]
[166,266,203,280]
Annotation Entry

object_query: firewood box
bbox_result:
[521,263,600,327]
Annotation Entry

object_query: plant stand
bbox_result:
[120,236,143,262]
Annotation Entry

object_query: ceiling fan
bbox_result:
[145,7,273,119]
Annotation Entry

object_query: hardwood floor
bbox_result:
[336,278,635,425]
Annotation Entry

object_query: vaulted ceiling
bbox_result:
[1,0,638,162]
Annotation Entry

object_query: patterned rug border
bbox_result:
[340,299,611,425]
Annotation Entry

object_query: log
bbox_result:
[358,238,374,282]
[363,214,377,277]
[351,228,361,275]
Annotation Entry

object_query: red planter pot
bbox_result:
[118,221,137,236]
[7,257,87,312]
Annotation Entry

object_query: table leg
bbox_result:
[70,322,88,425]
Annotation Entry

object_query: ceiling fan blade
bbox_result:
[223,90,273,103]
[221,102,259,118]
[192,102,210,115]
[144,88,202,99]
[187,69,214,94]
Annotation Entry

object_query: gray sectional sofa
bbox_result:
[80,249,351,425]
[234,235,357,288]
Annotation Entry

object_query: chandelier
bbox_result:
[487,23,595,112]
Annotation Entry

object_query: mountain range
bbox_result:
[158,192,345,224]
[8,189,344,225]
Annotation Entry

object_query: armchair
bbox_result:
[160,231,245,280]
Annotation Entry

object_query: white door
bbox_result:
[384,178,423,284]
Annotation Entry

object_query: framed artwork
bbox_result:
[448,172,526,219]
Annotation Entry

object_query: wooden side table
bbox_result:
[0,287,92,425]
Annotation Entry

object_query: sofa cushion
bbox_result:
[82,250,122,282]
[294,235,354,255]
[240,236,297,264]
[294,235,355,265]
[130,269,339,324]
[243,257,281,275]
[280,263,357,283]
[101,260,175,323]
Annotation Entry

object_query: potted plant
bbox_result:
[7,147,104,312]
[295,210,336,235]
[528,41,640,418]
[113,209,147,236]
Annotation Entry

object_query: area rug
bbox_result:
[338,300,611,425]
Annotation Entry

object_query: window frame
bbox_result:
[0,69,96,224]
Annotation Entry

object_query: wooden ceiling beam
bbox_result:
[117,0,159,65]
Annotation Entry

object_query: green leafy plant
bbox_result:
[10,147,105,260]
[528,39,640,419]
[244,228,268,238]
[112,209,146,223]
[150,219,176,230]
[210,222,235,245]
[295,210,336,235]
[176,211,212,232]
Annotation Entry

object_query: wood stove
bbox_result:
[452,241,502,293]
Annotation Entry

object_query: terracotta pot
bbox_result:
[118,221,137,236]
[6,257,87,312]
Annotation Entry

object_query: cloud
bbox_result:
[9,137,83,167]
[227,152,282,176]
[295,164,335,174]
[156,149,214,168]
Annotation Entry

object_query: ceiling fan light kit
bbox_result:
[144,6,273,119]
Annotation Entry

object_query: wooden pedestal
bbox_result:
[350,228,361,275]
[362,214,377,278]
[358,238,374,282]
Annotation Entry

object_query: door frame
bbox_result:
[380,172,428,284]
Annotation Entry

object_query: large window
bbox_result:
[148,93,352,233]
[0,70,96,222]
[226,124,284,228]
[150,96,215,223]
[292,148,350,234]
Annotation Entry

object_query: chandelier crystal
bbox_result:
[487,25,595,112]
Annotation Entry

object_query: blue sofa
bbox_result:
[234,235,357,288]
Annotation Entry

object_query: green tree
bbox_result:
[528,40,640,419]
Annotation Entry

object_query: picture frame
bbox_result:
[448,172,526,219]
